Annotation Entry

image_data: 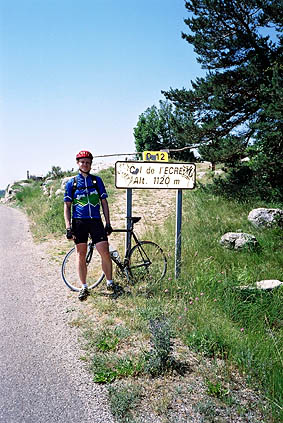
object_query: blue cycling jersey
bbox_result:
[64,173,108,219]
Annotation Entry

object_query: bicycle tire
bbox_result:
[61,243,105,291]
[128,241,167,285]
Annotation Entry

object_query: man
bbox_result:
[64,150,114,301]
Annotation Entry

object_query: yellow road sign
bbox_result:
[143,151,169,162]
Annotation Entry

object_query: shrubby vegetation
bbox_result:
[13,167,74,239]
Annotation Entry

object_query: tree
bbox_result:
[163,0,283,200]
[46,166,64,179]
[134,100,196,161]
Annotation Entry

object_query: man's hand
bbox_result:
[105,223,113,236]
[66,227,73,240]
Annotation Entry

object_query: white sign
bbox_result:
[115,161,196,189]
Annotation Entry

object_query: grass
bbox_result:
[12,166,283,422]
[13,179,66,239]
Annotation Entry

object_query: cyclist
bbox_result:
[64,150,115,301]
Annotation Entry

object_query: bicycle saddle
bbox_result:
[128,216,141,223]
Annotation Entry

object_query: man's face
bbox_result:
[77,158,92,173]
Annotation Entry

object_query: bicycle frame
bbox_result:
[86,217,154,280]
[112,227,138,258]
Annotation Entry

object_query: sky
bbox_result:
[0,0,204,189]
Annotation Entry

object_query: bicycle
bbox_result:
[61,216,167,292]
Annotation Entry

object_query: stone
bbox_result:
[236,280,282,292]
[55,189,64,196]
[220,232,259,250]
[256,280,282,291]
[61,176,74,190]
[42,186,49,196]
[248,208,283,228]
[44,179,54,186]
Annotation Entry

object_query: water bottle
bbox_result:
[109,244,121,263]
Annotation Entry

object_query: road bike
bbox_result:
[61,216,167,292]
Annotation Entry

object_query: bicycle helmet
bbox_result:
[76,150,93,160]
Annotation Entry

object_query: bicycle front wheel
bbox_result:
[61,244,105,291]
[128,241,167,285]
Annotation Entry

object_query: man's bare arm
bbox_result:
[101,198,110,225]
[64,202,72,229]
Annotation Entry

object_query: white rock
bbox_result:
[248,208,283,228]
[256,280,282,290]
[55,189,64,196]
[44,179,54,186]
[61,176,74,190]
[220,232,259,250]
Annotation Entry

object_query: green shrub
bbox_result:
[144,317,174,376]
[92,354,143,384]
[108,383,141,422]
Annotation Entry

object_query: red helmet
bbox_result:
[76,150,93,160]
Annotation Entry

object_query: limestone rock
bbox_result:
[220,232,259,250]
[1,184,19,203]
[237,280,282,292]
[248,208,283,228]
[256,280,282,291]
[61,176,74,190]
[55,189,64,196]
[44,178,54,186]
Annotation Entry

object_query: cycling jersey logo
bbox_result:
[74,192,99,208]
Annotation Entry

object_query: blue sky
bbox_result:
[0,0,203,189]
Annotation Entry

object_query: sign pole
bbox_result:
[175,189,183,279]
[126,188,132,252]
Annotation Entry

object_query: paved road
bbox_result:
[0,205,114,423]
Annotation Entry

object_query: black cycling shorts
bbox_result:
[72,218,108,245]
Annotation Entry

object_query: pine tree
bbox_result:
[163,0,283,200]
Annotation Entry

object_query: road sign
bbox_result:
[142,151,169,162]
[115,161,196,189]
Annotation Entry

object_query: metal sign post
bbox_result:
[175,189,183,279]
[126,188,132,252]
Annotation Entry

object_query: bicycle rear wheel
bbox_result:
[128,241,167,285]
[61,243,105,291]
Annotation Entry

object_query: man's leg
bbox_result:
[76,242,88,284]
[76,243,90,301]
[96,241,112,280]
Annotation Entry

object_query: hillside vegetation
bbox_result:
[9,167,283,422]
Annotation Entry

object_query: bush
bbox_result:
[144,317,174,377]
[206,164,283,203]
[108,383,141,422]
